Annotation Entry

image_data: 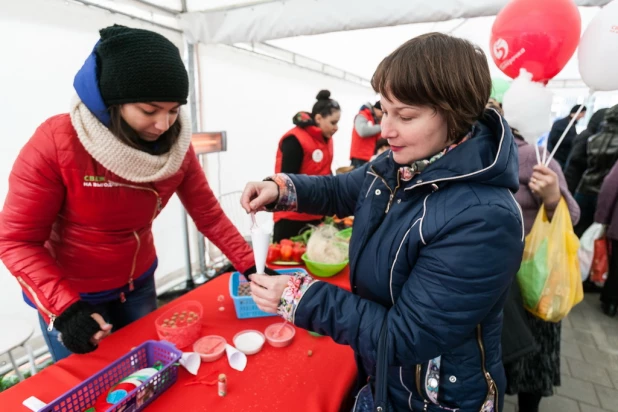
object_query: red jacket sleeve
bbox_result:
[176,146,255,273]
[0,120,80,324]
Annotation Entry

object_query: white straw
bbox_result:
[544,103,587,166]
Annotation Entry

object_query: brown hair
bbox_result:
[371,32,491,143]
[108,106,181,155]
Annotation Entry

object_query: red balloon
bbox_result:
[490,0,581,82]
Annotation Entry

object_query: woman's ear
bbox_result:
[314,113,323,124]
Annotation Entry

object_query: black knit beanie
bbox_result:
[96,25,189,106]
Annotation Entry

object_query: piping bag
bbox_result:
[225,344,248,371]
[250,213,271,274]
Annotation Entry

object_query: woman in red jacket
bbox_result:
[0,25,269,361]
[273,90,340,242]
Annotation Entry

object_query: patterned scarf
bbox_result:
[398,133,471,182]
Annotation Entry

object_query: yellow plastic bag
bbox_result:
[516,198,583,322]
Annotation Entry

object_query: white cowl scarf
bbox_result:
[69,95,191,183]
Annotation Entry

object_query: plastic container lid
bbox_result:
[264,323,296,348]
[193,335,227,362]
[233,330,265,355]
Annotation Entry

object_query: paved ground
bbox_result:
[504,293,618,412]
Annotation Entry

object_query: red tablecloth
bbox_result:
[0,268,356,412]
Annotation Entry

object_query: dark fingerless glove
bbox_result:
[54,301,101,354]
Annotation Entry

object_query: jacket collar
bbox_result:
[370,109,519,193]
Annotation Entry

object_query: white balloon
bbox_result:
[579,0,618,91]
[502,69,554,145]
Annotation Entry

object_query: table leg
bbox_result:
[7,350,24,381]
[24,344,37,376]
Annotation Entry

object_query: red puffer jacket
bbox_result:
[0,114,254,325]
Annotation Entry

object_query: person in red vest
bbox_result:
[349,101,383,167]
[273,90,341,242]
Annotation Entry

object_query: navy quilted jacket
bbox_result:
[289,110,524,411]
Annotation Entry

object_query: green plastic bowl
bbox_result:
[301,253,349,278]
[335,228,352,241]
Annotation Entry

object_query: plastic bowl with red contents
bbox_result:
[155,301,203,349]
[264,323,296,348]
[193,335,227,362]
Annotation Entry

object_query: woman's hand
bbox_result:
[249,273,290,313]
[55,302,114,354]
[90,313,113,345]
[529,164,561,206]
[241,181,279,213]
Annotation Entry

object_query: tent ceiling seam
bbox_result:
[68,0,182,33]
[230,43,372,88]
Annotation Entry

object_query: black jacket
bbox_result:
[548,116,578,167]
[564,109,608,193]
[501,281,538,365]
[578,106,618,195]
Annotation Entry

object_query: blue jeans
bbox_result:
[39,275,158,362]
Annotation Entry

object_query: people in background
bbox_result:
[349,101,383,167]
[242,33,524,411]
[486,97,503,115]
[273,90,340,242]
[564,108,609,194]
[503,126,580,412]
[369,138,390,161]
[595,161,618,317]
[574,105,618,237]
[547,104,587,169]
[0,25,269,362]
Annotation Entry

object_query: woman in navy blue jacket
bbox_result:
[243,33,524,411]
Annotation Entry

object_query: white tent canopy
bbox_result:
[267,8,601,83]
[77,1,612,45]
[177,0,610,45]
[75,0,612,85]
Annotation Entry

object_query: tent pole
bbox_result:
[158,40,203,301]
[187,41,209,284]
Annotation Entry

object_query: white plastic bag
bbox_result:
[578,223,606,281]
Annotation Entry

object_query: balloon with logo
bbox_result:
[490,0,581,83]
[579,0,618,91]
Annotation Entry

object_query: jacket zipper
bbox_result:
[127,231,142,292]
[370,166,401,214]
[18,277,57,331]
[476,325,499,412]
[107,181,160,293]
[416,364,430,410]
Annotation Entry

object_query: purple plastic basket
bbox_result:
[39,340,182,412]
